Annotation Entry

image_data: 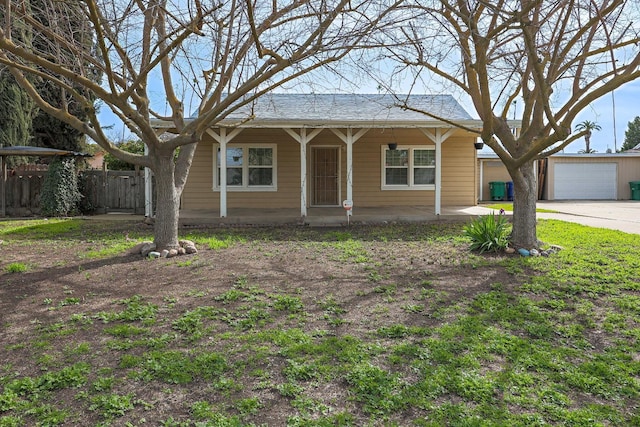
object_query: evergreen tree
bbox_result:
[0,72,35,149]
[0,4,36,166]
[30,0,99,152]
[105,140,145,171]
[620,116,640,152]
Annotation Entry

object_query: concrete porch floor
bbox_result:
[177,205,493,227]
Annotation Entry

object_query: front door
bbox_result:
[312,147,340,206]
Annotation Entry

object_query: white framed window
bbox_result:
[214,144,277,191]
[381,146,435,190]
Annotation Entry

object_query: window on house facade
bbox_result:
[382,146,435,189]
[215,145,277,191]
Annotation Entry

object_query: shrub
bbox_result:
[41,157,82,217]
[76,172,96,214]
[464,212,511,253]
[104,139,144,171]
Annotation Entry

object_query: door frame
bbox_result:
[310,146,341,207]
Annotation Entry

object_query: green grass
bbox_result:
[0,218,82,238]
[1,219,640,425]
[486,202,559,213]
[4,262,29,273]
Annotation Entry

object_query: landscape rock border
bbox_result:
[127,240,198,258]
[507,244,564,257]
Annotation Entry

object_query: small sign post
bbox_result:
[342,199,353,225]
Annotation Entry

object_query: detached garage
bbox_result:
[478,152,640,201]
[553,162,617,200]
[544,154,640,200]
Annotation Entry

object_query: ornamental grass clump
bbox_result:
[464,211,511,253]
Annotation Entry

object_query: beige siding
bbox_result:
[619,157,640,199]
[478,160,512,201]
[545,155,640,200]
[182,127,477,210]
[181,139,215,209]
[441,137,477,205]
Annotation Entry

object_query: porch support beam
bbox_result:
[284,128,322,217]
[420,128,455,216]
[330,128,368,214]
[207,128,244,218]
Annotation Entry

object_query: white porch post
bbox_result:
[207,128,243,218]
[346,138,353,203]
[144,145,153,217]
[420,128,455,216]
[479,159,484,202]
[284,128,322,218]
[300,130,307,217]
[219,129,228,217]
[435,137,442,216]
[330,128,368,215]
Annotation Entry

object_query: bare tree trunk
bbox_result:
[511,159,538,249]
[153,155,180,251]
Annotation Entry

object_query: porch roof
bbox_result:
[154,93,498,129]
[220,93,474,126]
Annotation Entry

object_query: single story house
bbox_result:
[478,152,640,201]
[155,94,489,220]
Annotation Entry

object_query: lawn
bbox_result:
[0,218,639,426]
[485,203,558,213]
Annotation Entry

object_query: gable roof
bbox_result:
[223,93,474,124]
[157,93,487,129]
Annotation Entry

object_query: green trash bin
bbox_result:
[630,181,640,201]
[489,181,506,201]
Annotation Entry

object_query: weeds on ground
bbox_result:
[4,263,29,273]
[1,219,639,425]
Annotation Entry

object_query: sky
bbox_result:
[98,78,640,154]
[569,79,640,153]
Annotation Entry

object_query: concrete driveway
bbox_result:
[535,201,640,234]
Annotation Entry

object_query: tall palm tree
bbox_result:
[575,120,601,153]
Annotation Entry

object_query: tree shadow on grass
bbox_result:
[0,254,145,311]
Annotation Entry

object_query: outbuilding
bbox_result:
[478,152,640,201]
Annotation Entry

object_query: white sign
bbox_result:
[342,199,353,210]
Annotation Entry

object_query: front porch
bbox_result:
[177,205,493,227]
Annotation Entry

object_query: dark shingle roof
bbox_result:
[220,93,474,125]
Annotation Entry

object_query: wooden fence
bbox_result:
[1,169,147,216]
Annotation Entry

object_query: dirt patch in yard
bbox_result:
[0,220,561,425]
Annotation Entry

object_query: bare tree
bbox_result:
[0,0,398,250]
[377,0,640,249]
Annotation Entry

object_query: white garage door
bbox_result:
[554,163,617,200]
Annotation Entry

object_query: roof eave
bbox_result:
[151,118,509,131]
